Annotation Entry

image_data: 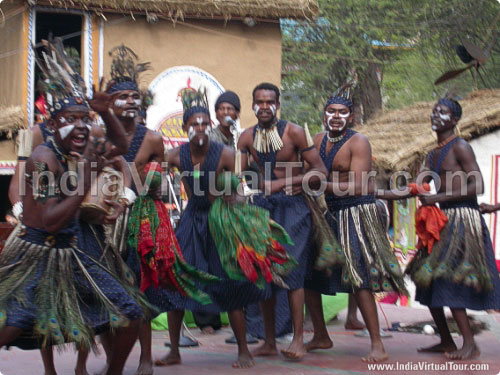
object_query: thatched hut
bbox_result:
[0,0,318,147]
[360,89,500,260]
[361,89,500,175]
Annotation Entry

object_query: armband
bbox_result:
[12,201,23,220]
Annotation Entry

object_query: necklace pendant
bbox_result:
[327,133,344,143]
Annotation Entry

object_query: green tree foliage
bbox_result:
[281,0,500,133]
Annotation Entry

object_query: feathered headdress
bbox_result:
[34,37,89,117]
[181,87,210,124]
[324,82,354,112]
[106,45,151,94]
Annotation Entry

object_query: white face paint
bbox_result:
[133,99,142,106]
[270,104,277,116]
[122,111,137,118]
[86,124,92,131]
[188,126,196,141]
[114,99,127,108]
[324,111,349,131]
[253,104,260,116]
[431,107,452,130]
[196,117,203,126]
[199,138,204,146]
[58,124,75,140]
[439,113,451,122]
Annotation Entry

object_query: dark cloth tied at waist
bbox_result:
[440,199,478,210]
[325,193,375,211]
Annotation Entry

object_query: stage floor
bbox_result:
[1,304,500,375]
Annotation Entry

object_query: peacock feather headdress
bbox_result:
[106,45,151,94]
[181,86,210,124]
[34,37,89,117]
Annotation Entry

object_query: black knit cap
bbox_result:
[215,91,241,112]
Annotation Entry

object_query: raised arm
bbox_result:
[88,90,128,156]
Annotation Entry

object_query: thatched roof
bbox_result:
[33,0,319,19]
[0,106,24,134]
[358,89,500,173]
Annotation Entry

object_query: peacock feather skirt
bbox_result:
[0,223,143,350]
[407,200,500,310]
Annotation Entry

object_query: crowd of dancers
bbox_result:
[0,40,499,375]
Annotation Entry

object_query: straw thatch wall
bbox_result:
[33,0,319,19]
[0,106,24,134]
[359,89,500,173]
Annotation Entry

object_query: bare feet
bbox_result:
[417,342,457,353]
[281,339,306,361]
[345,317,366,330]
[361,346,388,363]
[232,352,255,369]
[305,336,333,352]
[445,343,480,360]
[154,351,181,366]
[201,326,215,335]
[252,342,278,357]
[135,360,154,375]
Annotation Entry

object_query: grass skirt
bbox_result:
[306,195,407,295]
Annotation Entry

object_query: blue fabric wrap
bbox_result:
[107,80,139,94]
[250,119,312,291]
[145,141,268,313]
[415,200,500,310]
[428,136,460,175]
[437,98,462,120]
[319,129,357,175]
[183,106,210,124]
[324,95,353,112]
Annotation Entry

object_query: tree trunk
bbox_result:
[359,63,383,122]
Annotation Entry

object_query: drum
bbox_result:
[80,167,123,224]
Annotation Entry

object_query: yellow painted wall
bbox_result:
[102,16,282,128]
[0,0,26,110]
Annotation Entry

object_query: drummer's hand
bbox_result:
[103,200,125,224]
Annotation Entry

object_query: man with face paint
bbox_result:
[7,72,137,375]
[98,49,165,375]
[0,42,144,375]
[304,94,407,363]
[156,92,267,369]
[406,98,500,360]
[190,91,240,336]
[237,82,327,361]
